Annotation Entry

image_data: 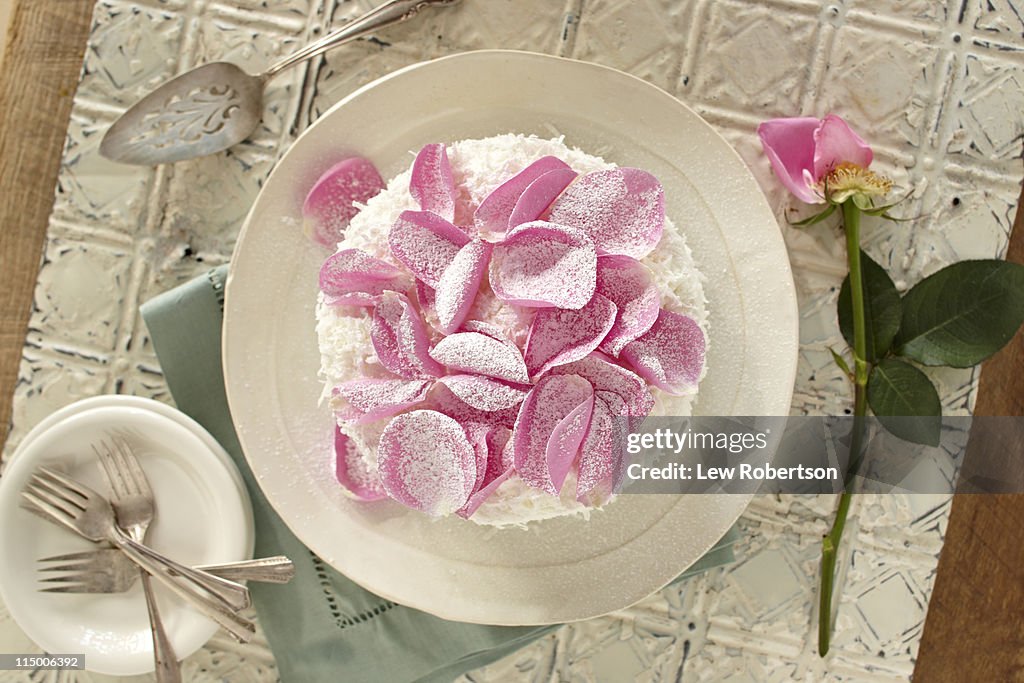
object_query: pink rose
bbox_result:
[757,114,873,204]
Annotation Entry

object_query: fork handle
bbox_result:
[262,0,459,79]
[141,571,182,683]
[197,556,296,584]
[112,528,251,611]
[112,537,256,642]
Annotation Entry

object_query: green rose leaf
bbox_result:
[790,204,836,228]
[896,260,1024,367]
[867,358,941,446]
[838,250,902,362]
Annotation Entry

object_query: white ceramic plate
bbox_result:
[0,396,254,675]
[223,50,797,625]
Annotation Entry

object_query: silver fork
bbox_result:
[39,550,295,593]
[94,436,177,683]
[20,466,255,642]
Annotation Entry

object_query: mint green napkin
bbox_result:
[140,265,738,683]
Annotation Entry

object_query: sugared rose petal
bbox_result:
[437,374,529,412]
[461,320,514,344]
[377,410,476,515]
[576,390,629,504]
[388,210,470,287]
[429,381,519,431]
[457,426,514,519]
[332,378,433,423]
[523,294,617,378]
[414,280,439,330]
[508,168,578,228]
[512,374,594,494]
[473,156,572,236]
[429,332,530,384]
[551,352,654,430]
[409,143,457,222]
[547,168,664,259]
[334,427,387,501]
[621,309,706,395]
[595,255,661,356]
[488,221,597,309]
[303,157,385,248]
[319,249,411,306]
[371,292,445,378]
[434,239,493,334]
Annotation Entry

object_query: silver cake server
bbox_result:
[100,0,459,165]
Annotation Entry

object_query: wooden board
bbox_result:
[0,1,1021,679]
[0,0,94,448]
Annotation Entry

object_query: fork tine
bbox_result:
[38,557,95,573]
[20,490,75,525]
[36,467,92,501]
[93,441,131,499]
[113,436,147,497]
[39,573,91,584]
[27,475,86,512]
[23,482,81,516]
[40,584,92,594]
[38,551,98,564]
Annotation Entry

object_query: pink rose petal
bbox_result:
[388,210,470,287]
[551,352,654,430]
[414,280,439,330]
[303,157,385,248]
[508,168,578,228]
[547,168,664,259]
[457,428,514,519]
[488,221,597,309]
[429,381,520,431]
[812,114,873,181]
[371,291,445,378]
[334,427,387,501]
[512,374,594,495]
[473,156,572,236]
[576,390,629,504]
[523,294,617,378]
[429,331,530,384]
[595,255,661,356]
[464,423,492,494]
[437,374,529,412]
[332,378,433,424]
[409,143,457,222]
[377,410,476,515]
[461,320,514,344]
[756,117,823,204]
[434,239,493,334]
[621,309,706,395]
[319,249,412,306]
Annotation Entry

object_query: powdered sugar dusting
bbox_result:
[548,168,665,259]
[523,294,617,378]
[434,239,492,334]
[377,410,475,516]
[621,309,706,396]
[437,374,530,411]
[370,291,444,378]
[429,331,530,384]
[388,210,470,287]
[488,221,597,309]
[512,374,594,495]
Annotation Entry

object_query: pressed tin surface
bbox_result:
[1,0,1022,680]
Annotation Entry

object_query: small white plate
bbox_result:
[0,396,254,675]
